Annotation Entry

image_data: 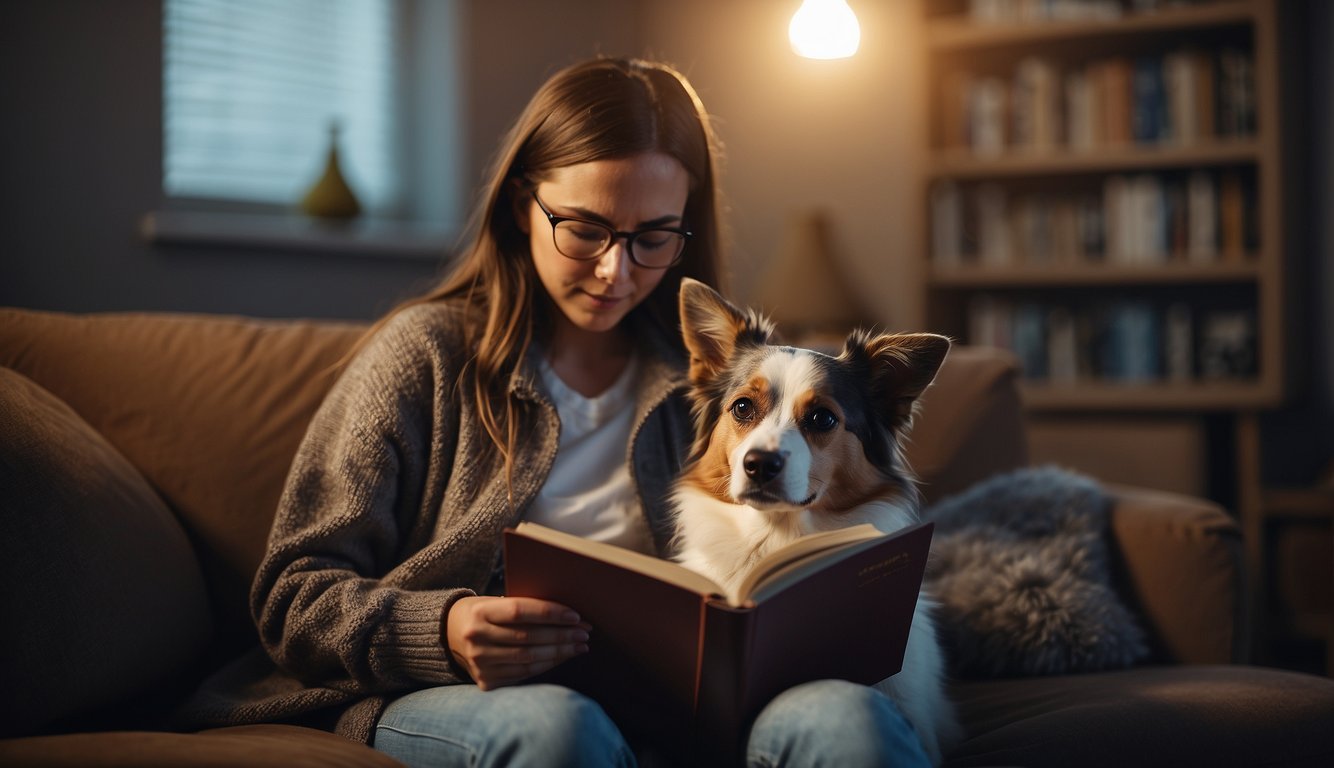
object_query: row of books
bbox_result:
[930,170,1256,266]
[968,295,1258,382]
[943,47,1255,154]
[967,0,1219,24]
[967,0,1125,23]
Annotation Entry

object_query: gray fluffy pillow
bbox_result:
[923,466,1148,678]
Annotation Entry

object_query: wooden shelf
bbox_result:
[1263,488,1334,521]
[929,140,1262,178]
[929,260,1261,287]
[928,0,1256,50]
[1020,378,1280,411]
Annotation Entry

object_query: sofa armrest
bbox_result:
[1106,483,1247,665]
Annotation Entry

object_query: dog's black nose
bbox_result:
[743,449,785,484]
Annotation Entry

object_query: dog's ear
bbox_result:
[678,278,773,386]
[843,331,952,429]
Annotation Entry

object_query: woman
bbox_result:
[225,57,930,767]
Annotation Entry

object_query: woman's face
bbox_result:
[519,152,690,338]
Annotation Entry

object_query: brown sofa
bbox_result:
[2,306,1332,767]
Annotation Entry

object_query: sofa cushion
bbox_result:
[0,724,405,767]
[907,346,1029,506]
[946,665,1334,768]
[0,308,365,656]
[0,368,213,737]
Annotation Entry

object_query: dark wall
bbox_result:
[1259,0,1334,486]
[1,0,1330,485]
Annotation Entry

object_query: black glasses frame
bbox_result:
[531,191,691,269]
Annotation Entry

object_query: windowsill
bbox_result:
[140,209,458,261]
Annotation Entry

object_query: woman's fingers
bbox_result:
[464,633,591,691]
[478,596,585,628]
[445,596,593,689]
[472,622,591,647]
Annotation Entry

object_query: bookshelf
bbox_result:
[919,0,1284,412]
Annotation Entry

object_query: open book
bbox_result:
[503,520,934,764]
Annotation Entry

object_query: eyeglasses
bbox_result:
[531,191,691,269]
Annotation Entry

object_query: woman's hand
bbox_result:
[445,595,591,690]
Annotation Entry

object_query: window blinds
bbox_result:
[163,0,400,211]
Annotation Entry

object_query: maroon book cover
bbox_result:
[503,521,933,763]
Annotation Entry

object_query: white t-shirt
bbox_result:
[525,350,656,555]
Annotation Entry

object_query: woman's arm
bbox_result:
[251,306,589,693]
[251,308,470,692]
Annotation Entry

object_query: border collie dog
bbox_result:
[670,278,961,765]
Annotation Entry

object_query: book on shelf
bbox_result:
[946,45,1251,156]
[1133,174,1168,263]
[503,520,934,764]
[1047,306,1080,383]
[1011,303,1049,378]
[977,183,1011,264]
[969,76,1008,155]
[1012,57,1060,152]
[1132,55,1170,144]
[1100,300,1162,382]
[1102,175,1129,261]
[1199,309,1257,379]
[1217,47,1257,139]
[1065,67,1095,151]
[1165,48,1216,144]
[928,169,1248,269]
[966,296,1265,386]
[1186,170,1219,262]
[1098,56,1134,146]
[967,0,1122,24]
[1078,192,1105,261]
[1219,170,1245,261]
[969,294,1013,352]
[931,180,964,266]
[1165,302,1194,381]
[942,70,974,150]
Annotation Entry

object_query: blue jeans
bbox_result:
[373,679,930,767]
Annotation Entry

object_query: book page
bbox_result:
[735,524,887,604]
[512,522,725,598]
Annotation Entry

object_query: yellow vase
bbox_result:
[301,122,362,220]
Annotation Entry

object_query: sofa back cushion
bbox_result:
[0,368,213,736]
[0,309,364,657]
[905,345,1029,505]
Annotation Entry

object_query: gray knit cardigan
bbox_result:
[178,299,695,742]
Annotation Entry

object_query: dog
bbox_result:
[669,278,961,765]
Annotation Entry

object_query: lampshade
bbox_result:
[753,209,869,342]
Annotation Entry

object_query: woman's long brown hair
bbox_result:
[349,57,726,491]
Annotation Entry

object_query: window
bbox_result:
[163,0,401,213]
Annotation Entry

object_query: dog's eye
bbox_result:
[806,407,839,432]
[730,397,756,422]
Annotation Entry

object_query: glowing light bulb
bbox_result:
[789,0,861,60]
